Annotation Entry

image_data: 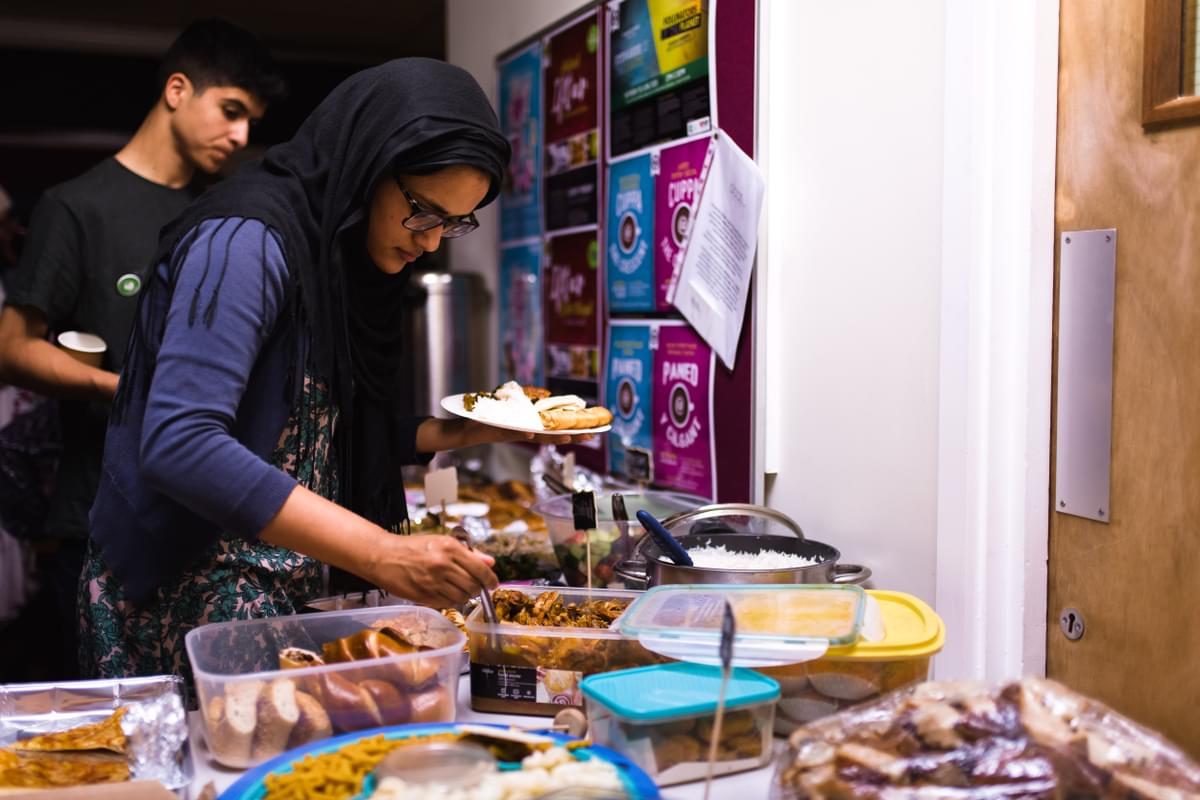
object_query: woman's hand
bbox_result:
[365,534,499,608]
[259,485,500,608]
[416,417,595,452]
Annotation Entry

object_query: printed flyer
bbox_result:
[655,137,710,308]
[544,231,600,381]
[498,241,544,388]
[498,44,542,243]
[606,154,655,312]
[606,321,654,476]
[610,0,712,156]
[544,13,600,169]
[652,322,715,499]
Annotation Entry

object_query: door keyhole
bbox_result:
[1059,607,1085,641]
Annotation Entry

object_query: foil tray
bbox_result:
[0,674,193,792]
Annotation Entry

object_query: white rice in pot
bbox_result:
[659,544,819,570]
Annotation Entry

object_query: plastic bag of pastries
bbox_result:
[771,677,1200,799]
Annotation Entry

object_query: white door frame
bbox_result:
[934,0,1060,682]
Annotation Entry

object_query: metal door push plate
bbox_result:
[1055,229,1116,523]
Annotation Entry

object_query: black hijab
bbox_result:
[118,58,510,532]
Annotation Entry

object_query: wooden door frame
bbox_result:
[934,0,1060,682]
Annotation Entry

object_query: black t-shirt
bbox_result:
[5,157,196,540]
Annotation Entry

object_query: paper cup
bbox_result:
[57,331,107,368]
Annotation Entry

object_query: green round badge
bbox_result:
[587,239,599,269]
[116,273,142,297]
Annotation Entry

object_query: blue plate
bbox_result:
[219,722,660,800]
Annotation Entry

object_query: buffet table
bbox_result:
[187,675,779,798]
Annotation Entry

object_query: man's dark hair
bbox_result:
[158,18,287,106]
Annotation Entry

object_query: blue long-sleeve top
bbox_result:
[90,218,424,604]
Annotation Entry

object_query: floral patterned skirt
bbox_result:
[77,372,337,681]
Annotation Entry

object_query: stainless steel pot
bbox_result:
[613,504,871,589]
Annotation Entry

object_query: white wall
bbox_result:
[445,0,583,386]
[759,1,948,601]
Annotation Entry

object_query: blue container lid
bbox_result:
[580,663,780,723]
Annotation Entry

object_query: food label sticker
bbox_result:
[471,662,537,702]
[424,466,458,510]
[536,667,584,706]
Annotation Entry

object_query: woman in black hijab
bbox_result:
[78,59,582,679]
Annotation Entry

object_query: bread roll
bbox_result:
[209,680,261,764]
[251,679,300,760]
[360,680,412,726]
[409,687,451,723]
[288,691,333,748]
[316,672,383,732]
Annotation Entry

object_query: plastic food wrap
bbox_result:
[771,677,1200,799]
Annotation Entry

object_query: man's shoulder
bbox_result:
[41,158,124,210]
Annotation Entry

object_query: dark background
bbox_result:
[0,0,447,683]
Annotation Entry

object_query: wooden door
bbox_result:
[1050,0,1200,756]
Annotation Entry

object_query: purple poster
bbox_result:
[653,323,715,499]
[654,137,710,309]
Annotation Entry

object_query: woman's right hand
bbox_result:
[366,534,499,608]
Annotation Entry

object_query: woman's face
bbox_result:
[366,165,491,274]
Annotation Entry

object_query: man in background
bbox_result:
[0,19,285,678]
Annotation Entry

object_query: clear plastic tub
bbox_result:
[581,663,780,786]
[466,586,667,716]
[531,490,706,586]
[758,590,945,734]
[185,605,464,768]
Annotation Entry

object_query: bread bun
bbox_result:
[316,672,383,732]
[409,687,451,723]
[251,679,300,760]
[208,680,261,764]
[360,680,412,726]
[288,691,333,747]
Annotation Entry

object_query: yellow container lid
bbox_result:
[822,590,945,662]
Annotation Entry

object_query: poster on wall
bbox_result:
[544,231,601,383]
[498,43,542,243]
[606,153,655,312]
[606,321,654,477]
[544,13,601,232]
[609,0,712,158]
[498,241,544,388]
[653,321,715,499]
[655,136,709,308]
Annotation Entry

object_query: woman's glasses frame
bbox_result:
[395,179,479,239]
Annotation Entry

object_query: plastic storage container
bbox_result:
[758,590,945,734]
[466,586,667,716]
[581,663,780,786]
[616,583,869,667]
[185,605,464,768]
[531,490,706,587]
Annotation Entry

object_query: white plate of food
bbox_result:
[440,382,612,435]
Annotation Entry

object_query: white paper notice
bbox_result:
[667,131,765,369]
[424,466,458,511]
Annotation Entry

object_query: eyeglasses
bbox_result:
[395,180,480,239]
